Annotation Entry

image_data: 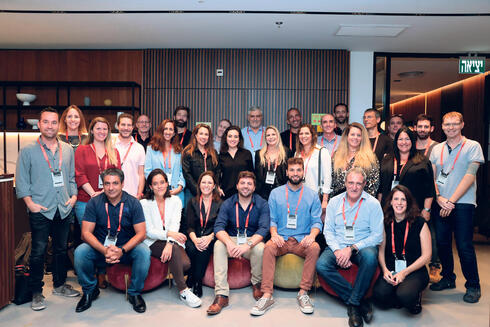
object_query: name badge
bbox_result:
[287,214,297,229]
[391,179,399,190]
[166,173,172,185]
[394,259,407,273]
[236,232,247,245]
[98,175,104,189]
[344,226,355,241]
[52,171,64,188]
[104,234,117,247]
[436,171,448,185]
[265,171,276,185]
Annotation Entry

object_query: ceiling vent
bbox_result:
[336,24,409,37]
[398,71,425,78]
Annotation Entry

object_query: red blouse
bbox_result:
[75,144,121,202]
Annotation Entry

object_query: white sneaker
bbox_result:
[297,292,314,314]
[250,296,274,316]
[180,288,202,308]
[31,293,46,311]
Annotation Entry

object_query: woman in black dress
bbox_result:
[254,125,292,200]
[185,171,222,297]
[218,125,254,199]
[373,185,431,314]
[377,127,435,221]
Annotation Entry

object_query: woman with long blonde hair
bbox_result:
[74,116,121,289]
[255,125,292,199]
[182,124,219,203]
[58,105,88,149]
[331,122,379,197]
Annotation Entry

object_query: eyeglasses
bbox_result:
[442,123,461,127]
[137,121,150,125]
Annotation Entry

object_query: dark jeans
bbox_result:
[28,210,71,294]
[185,239,214,285]
[434,203,480,289]
[74,243,150,296]
[373,268,429,311]
[428,217,440,266]
[316,246,378,306]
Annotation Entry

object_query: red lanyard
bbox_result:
[163,145,172,170]
[301,149,314,177]
[179,128,186,145]
[199,196,212,229]
[235,202,254,231]
[391,220,410,258]
[266,155,278,172]
[393,158,407,177]
[342,198,364,227]
[322,135,338,157]
[121,142,134,166]
[440,138,466,173]
[38,138,62,173]
[66,132,81,145]
[372,134,379,152]
[285,185,304,215]
[289,131,293,150]
[247,127,263,149]
[159,199,166,227]
[105,202,124,233]
[91,144,108,173]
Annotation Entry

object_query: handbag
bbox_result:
[13,265,32,305]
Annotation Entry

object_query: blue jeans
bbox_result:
[434,203,480,289]
[74,201,87,225]
[316,246,378,306]
[28,210,71,294]
[74,243,151,296]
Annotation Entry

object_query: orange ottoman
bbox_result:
[202,254,252,289]
[318,265,380,298]
[107,256,168,292]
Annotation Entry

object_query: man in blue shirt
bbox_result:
[207,171,270,315]
[74,168,150,313]
[241,106,265,164]
[251,157,322,316]
[316,167,383,327]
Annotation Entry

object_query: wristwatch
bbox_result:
[423,207,431,213]
[349,245,358,255]
[119,246,127,255]
[246,240,253,247]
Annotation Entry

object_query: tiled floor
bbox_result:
[1,243,489,327]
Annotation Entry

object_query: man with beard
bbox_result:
[114,114,146,198]
[207,171,270,315]
[334,103,349,135]
[414,113,441,283]
[250,157,322,316]
[414,114,438,158]
[16,107,80,311]
[174,106,192,148]
[242,106,266,164]
[317,113,340,155]
[134,115,152,152]
[280,108,302,151]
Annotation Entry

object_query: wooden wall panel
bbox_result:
[426,89,442,141]
[462,74,485,143]
[142,49,349,132]
[0,175,15,308]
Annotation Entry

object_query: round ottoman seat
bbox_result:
[107,256,168,292]
[318,265,380,298]
[202,254,252,289]
[273,253,305,289]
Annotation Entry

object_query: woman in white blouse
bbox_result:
[140,168,201,308]
[295,124,332,209]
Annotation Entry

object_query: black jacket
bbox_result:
[182,149,219,196]
[254,147,292,200]
[186,197,222,237]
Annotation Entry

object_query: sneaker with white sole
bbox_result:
[250,296,274,316]
[180,288,202,308]
[31,293,46,311]
[52,284,81,297]
[297,292,314,314]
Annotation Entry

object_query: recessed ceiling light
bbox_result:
[336,24,409,37]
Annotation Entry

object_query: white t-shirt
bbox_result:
[115,136,146,197]
[296,145,332,194]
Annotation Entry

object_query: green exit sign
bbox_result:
[459,57,485,74]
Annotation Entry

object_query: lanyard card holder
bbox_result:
[237,231,247,245]
[436,171,448,185]
[344,226,355,241]
[265,171,276,185]
[394,258,407,274]
[391,179,399,190]
[52,171,64,187]
[287,214,297,229]
[98,175,104,189]
[104,233,117,247]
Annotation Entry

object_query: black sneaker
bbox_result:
[429,278,455,291]
[463,287,481,303]
[409,293,422,314]
[359,300,373,323]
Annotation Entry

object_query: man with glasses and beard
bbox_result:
[250,157,322,316]
[174,106,192,148]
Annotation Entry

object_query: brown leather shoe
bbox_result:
[252,283,263,300]
[97,274,108,289]
[207,295,229,315]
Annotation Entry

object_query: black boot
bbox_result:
[347,305,363,327]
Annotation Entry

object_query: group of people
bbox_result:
[15,102,484,327]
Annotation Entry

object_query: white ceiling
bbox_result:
[1,1,490,52]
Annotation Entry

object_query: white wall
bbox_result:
[349,51,374,124]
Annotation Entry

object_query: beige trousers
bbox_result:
[213,237,264,296]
